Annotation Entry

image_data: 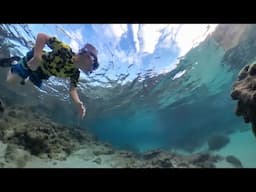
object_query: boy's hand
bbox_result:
[77,101,86,119]
[27,56,41,71]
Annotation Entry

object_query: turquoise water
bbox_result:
[215,130,256,168]
[84,38,246,153]
[1,24,256,167]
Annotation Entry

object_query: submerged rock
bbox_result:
[140,150,175,168]
[226,155,243,168]
[93,147,115,156]
[93,157,102,164]
[4,144,30,168]
[231,63,256,137]
[0,104,95,160]
[143,149,162,160]
[220,25,256,70]
[0,104,226,168]
[182,152,222,168]
[207,134,230,150]
[0,98,4,113]
[134,150,223,168]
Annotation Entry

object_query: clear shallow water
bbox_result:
[0,24,255,167]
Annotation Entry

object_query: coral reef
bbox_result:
[134,149,222,168]
[231,63,256,136]
[0,99,227,168]
[0,102,95,160]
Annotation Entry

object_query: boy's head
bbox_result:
[78,43,99,73]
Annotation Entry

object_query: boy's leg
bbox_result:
[6,69,23,85]
[6,68,37,90]
[6,61,43,89]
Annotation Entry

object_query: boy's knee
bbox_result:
[6,76,16,84]
[6,71,20,84]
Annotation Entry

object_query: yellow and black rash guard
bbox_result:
[39,37,80,87]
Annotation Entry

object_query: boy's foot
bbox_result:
[0,56,21,67]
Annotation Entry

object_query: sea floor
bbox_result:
[214,130,256,168]
[1,102,255,168]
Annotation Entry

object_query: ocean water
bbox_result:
[0,24,256,167]
[84,38,244,153]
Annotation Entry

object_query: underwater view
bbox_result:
[0,24,256,168]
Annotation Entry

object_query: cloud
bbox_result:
[69,40,80,53]
[56,25,84,53]
[131,24,139,52]
[132,24,218,56]
[111,24,127,39]
[90,24,129,68]
[135,24,167,54]
[134,24,218,75]
[158,24,182,48]
[114,49,140,65]
[67,29,83,53]
[90,24,218,75]
[172,24,218,57]
[92,24,128,47]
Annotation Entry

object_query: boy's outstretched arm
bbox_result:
[27,33,51,71]
[69,86,86,119]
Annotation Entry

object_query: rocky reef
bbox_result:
[0,98,241,168]
[231,63,256,137]
[226,155,243,168]
[212,24,252,51]
[219,25,256,70]
[134,149,223,168]
[0,102,95,161]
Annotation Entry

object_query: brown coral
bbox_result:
[231,63,256,136]
[0,103,95,160]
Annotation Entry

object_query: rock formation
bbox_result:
[231,63,256,136]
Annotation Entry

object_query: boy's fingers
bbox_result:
[80,106,86,119]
